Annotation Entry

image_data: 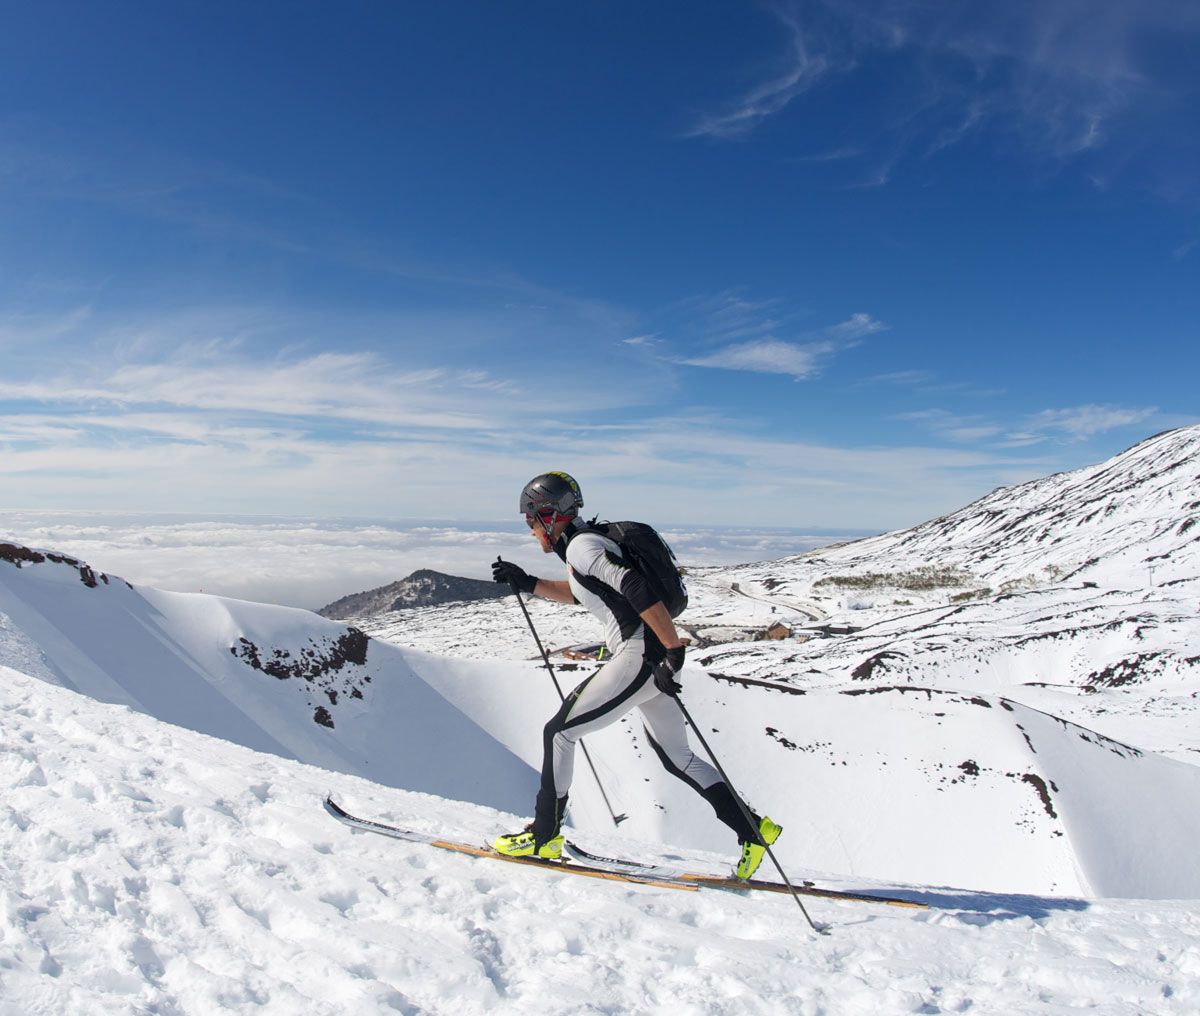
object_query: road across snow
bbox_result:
[3,666,1198,1016]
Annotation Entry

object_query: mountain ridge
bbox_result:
[318,568,506,619]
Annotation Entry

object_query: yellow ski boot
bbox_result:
[493,826,564,860]
[736,816,782,880]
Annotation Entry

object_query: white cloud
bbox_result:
[687,1,1198,194]
[825,312,889,342]
[896,409,1004,443]
[0,309,1135,535]
[1172,238,1198,261]
[1023,404,1158,440]
[866,369,935,386]
[898,403,1160,447]
[0,352,507,432]
[671,304,886,379]
[680,339,831,379]
[0,512,867,610]
[684,5,835,140]
[0,389,1060,535]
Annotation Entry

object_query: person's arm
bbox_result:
[492,559,578,604]
[639,601,683,649]
[534,578,576,603]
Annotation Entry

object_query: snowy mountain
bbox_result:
[723,424,1200,607]
[0,542,535,815]
[345,426,1200,896]
[3,664,1199,1015]
[688,425,1200,763]
[2,426,1199,907]
[318,569,507,619]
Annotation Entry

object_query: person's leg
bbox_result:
[637,693,761,842]
[529,635,659,843]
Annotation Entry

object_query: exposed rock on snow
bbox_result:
[230,628,374,725]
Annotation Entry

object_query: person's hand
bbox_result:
[492,558,537,594]
[653,645,686,696]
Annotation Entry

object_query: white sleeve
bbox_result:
[566,532,656,612]
[566,533,631,592]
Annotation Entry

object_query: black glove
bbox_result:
[492,558,537,595]
[653,645,686,696]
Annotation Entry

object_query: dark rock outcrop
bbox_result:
[0,543,108,588]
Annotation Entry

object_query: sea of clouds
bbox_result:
[0,511,868,611]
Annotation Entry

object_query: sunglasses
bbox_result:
[525,509,564,532]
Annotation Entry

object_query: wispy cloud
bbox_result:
[0,349,508,432]
[687,1,1199,196]
[0,300,682,521]
[895,409,1005,444]
[824,312,888,341]
[0,316,1054,533]
[787,146,861,164]
[679,338,833,379]
[684,4,837,140]
[866,369,935,386]
[1022,404,1158,440]
[676,309,887,380]
[898,402,1158,447]
[1173,237,1199,261]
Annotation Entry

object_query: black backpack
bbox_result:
[585,519,689,618]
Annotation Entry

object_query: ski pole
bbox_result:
[503,562,627,827]
[672,694,827,934]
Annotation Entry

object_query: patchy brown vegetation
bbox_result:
[813,567,974,591]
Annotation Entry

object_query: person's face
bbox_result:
[526,510,567,553]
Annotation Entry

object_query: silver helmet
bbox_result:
[519,472,583,518]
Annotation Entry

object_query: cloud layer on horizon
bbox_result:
[0,512,867,611]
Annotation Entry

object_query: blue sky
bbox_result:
[1,1,1197,530]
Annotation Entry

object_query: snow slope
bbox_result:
[3,665,1199,1016]
[417,649,1200,898]
[0,544,535,815]
[682,430,1200,766]
[3,426,1199,905]
[346,427,1200,897]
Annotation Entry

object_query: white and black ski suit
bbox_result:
[530,521,758,845]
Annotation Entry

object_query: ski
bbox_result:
[322,796,697,893]
[325,797,924,909]
[564,839,927,910]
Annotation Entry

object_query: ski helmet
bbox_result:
[519,471,584,519]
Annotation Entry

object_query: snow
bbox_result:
[3,666,1199,1016]
[0,549,536,815]
[410,653,1200,897]
[2,426,1200,1011]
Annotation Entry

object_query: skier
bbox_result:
[490,471,781,879]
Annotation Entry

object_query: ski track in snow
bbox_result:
[2,667,1198,1016]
